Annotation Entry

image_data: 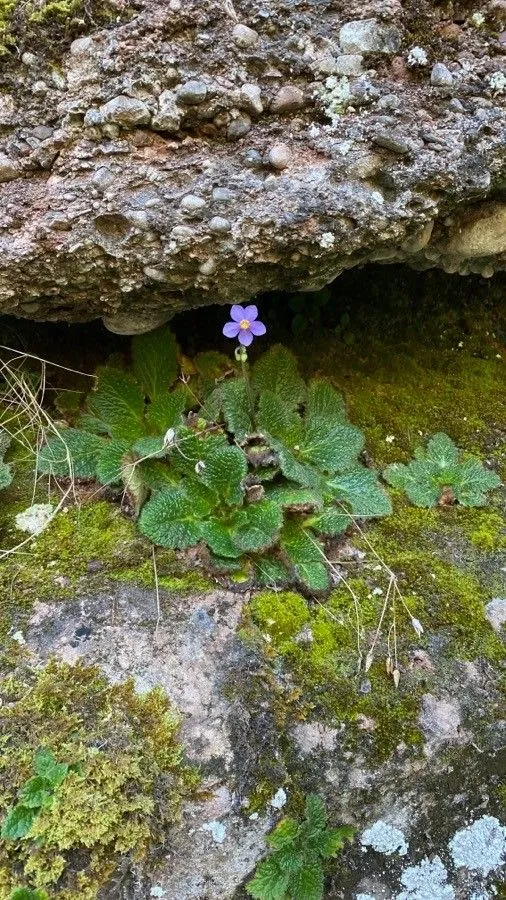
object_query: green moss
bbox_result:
[0,658,197,899]
[247,590,424,762]
[0,0,130,60]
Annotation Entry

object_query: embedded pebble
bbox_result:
[232,23,259,48]
[240,83,263,115]
[209,216,231,233]
[227,113,251,141]
[244,148,263,168]
[180,194,206,213]
[152,90,182,132]
[373,130,410,155]
[176,80,207,105]
[212,187,235,202]
[271,84,304,114]
[333,54,364,76]
[99,95,151,127]
[267,142,291,169]
[431,63,454,88]
[0,154,21,182]
[339,19,401,54]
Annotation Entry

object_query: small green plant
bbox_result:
[2,749,73,841]
[0,427,12,489]
[246,794,354,900]
[9,888,48,899]
[383,432,501,508]
[37,325,392,591]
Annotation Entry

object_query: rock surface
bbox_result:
[0,0,505,331]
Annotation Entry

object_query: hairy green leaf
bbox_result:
[1,804,36,840]
[257,391,303,446]
[422,431,459,469]
[194,443,247,506]
[88,368,145,441]
[96,439,130,486]
[145,389,186,433]
[255,554,291,587]
[326,468,392,517]
[304,794,327,834]
[281,523,329,590]
[9,889,49,900]
[267,818,300,850]
[231,500,283,552]
[289,862,324,900]
[453,459,501,506]
[317,825,355,858]
[305,379,346,427]
[307,506,349,536]
[132,326,178,400]
[252,345,306,410]
[33,749,68,787]
[299,420,364,474]
[267,484,323,512]
[246,858,290,900]
[194,351,233,396]
[18,776,53,810]
[133,435,169,460]
[200,519,243,558]
[220,377,253,440]
[37,429,103,479]
[139,483,214,548]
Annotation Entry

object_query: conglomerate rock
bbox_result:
[0,0,505,331]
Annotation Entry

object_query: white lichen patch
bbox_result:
[361,820,408,856]
[396,856,454,900]
[15,502,54,535]
[319,231,335,249]
[270,787,287,810]
[201,820,227,844]
[407,46,428,67]
[449,815,506,876]
[487,72,506,95]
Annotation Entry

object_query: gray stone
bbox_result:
[180,194,207,213]
[373,129,411,154]
[0,154,20,182]
[267,143,291,169]
[212,187,235,202]
[243,148,263,168]
[152,90,182,132]
[486,598,506,632]
[431,63,454,88]
[339,19,401,54]
[176,80,207,106]
[227,113,252,141]
[209,216,231,233]
[232,23,259,48]
[332,54,364,76]
[419,694,463,747]
[239,83,263,115]
[271,85,304,114]
[99,95,151,127]
[84,108,103,127]
[0,95,16,125]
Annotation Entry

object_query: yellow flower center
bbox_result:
[239,319,250,330]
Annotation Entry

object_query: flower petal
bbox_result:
[242,304,258,322]
[223,322,241,338]
[230,305,245,323]
[249,319,266,336]
[238,329,253,346]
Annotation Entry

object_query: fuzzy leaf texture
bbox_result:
[220,377,253,440]
[96,439,130,486]
[252,345,306,410]
[139,482,215,548]
[145,389,186,433]
[87,368,145,442]
[37,429,104,479]
[131,326,178,400]
[231,499,283,552]
[1,804,37,840]
[246,858,291,900]
[383,433,501,507]
[281,523,329,590]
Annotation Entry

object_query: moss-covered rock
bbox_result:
[0,658,197,899]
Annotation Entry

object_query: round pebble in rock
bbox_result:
[244,148,263,168]
[227,113,251,141]
[271,85,304,114]
[232,23,259,48]
[209,216,231,233]
[180,194,206,213]
[267,143,291,169]
[430,63,453,88]
[177,80,207,105]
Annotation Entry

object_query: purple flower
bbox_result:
[223,305,266,347]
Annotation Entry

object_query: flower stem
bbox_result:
[236,345,256,428]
